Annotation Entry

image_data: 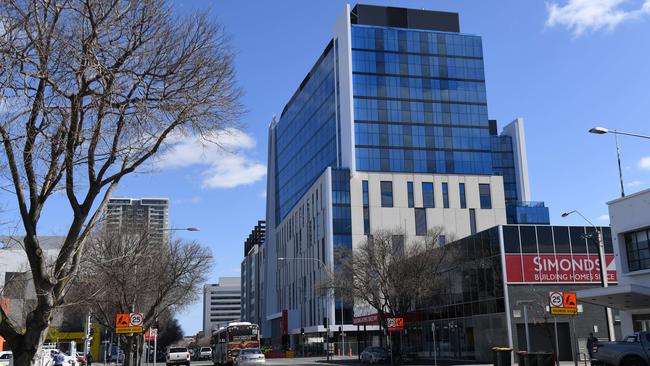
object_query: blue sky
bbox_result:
[5,0,650,335]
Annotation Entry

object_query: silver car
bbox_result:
[234,349,265,365]
[360,347,388,364]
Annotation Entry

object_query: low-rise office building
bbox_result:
[578,188,650,335]
[353,224,619,363]
[203,277,242,336]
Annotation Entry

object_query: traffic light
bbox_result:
[323,317,328,328]
[300,327,304,335]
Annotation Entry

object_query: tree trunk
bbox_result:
[390,331,402,365]
[9,325,50,366]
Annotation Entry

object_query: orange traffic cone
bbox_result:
[348,347,352,357]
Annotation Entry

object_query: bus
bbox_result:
[211,322,260,365]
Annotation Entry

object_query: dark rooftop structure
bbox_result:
[244,220,266,256]
[350,4,460,33]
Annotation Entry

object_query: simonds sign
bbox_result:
[505,253,617,283]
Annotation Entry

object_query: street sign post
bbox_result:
[116,326,143,334]
[116,313,130,328]
[116,313,145,333]
[387,318,404,332]
[548,291,578,315]
[129,313,144,327]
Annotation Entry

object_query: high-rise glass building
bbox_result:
[264,4,549,345]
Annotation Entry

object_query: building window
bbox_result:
[362,180,369,206]
[362,180,370,235]
[380,181,393,207]
[442,182,449,208]
[624,229,650,272]
[422,182,434,208]
[469,208,477,235]
[459,183,466,209]
[479,184,492,209]
[415,208,427,236]
[363,207,370,235]
[407,181,414,208]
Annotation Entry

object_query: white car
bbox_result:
[234,349,265,365]
[198,347,212,360]
[166,347,190,366]
[0,351,12,366]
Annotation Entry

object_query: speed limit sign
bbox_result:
[549,292,564,308]
[129,313,144,327]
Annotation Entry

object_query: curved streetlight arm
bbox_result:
[164,227,200,232]
[561,210,597,229]
[608,130,650,139]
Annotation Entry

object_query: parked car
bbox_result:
[234,349,265,365]
[0,351,12,366]
[591,332,650,366]
[360,347,388,364]
[166,347,190,366]
[199,347,212,361]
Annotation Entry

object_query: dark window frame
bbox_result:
[479,183,491,209]
[422,182,434,208]
[380,181,393,207]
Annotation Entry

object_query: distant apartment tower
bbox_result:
[105,197,169,241]
[202,277,242,336]
[241,221,266,328]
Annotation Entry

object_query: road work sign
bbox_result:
[116,326,143,334]
[548,291,578,315]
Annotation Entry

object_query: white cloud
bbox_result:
[598,214,610,222]
[155,128,266,189]
[626,180,643,187]
[639,156,650,170]
[546,0,650,37]
[260,191,267,199]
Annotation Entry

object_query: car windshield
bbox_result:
[169,348,187,353]
[201,348,210,352]
[240,349,262,355]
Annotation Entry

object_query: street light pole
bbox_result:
[562,210,616,341]
[589,127,650,198]
[278,257,333,361]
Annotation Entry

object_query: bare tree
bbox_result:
[0,0,241,364]
[68,229,212,366]
[329,228,456,363]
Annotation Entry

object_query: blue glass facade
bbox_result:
[492,134,550,224]
[274,42,338,223]
[351,25,493,175]
[272,8,549,226]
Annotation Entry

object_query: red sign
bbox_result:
[353,314,380,325]
[563,292,577,309]
[145,328,158,341]
[505,254,617,283]
[387,318,404,332]
[116,314,130,328]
